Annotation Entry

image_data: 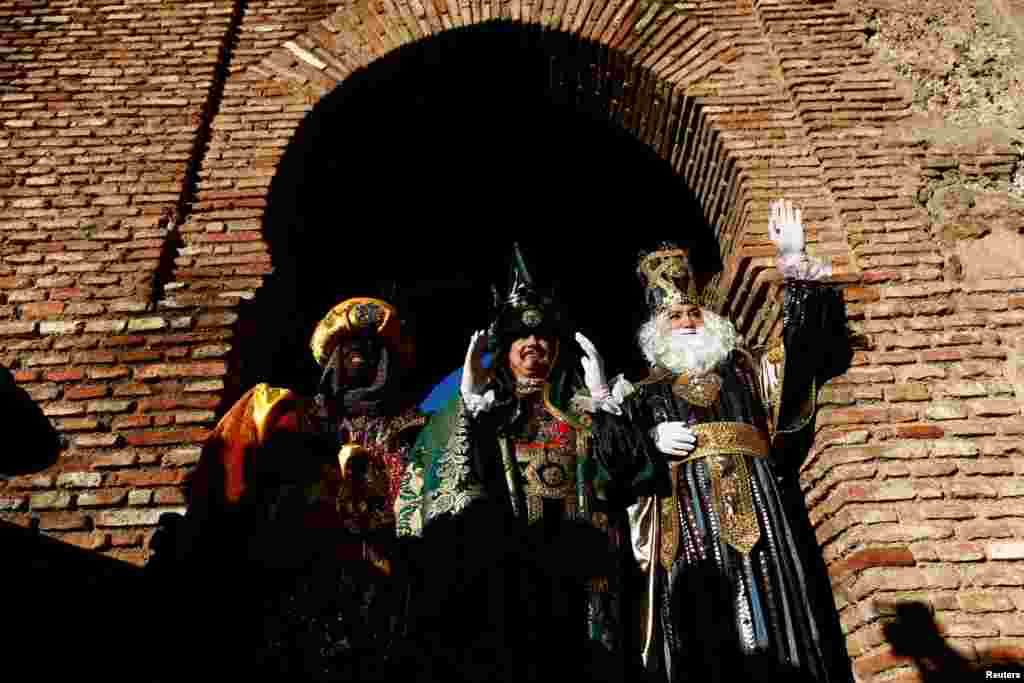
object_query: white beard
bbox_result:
[638,309,737,375]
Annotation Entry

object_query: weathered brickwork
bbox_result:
[2,0,1023,680]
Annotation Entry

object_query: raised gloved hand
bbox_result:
[575,332,608,399]
[460,329,489,399]
[769,197,831,281]
[651,422,697,458]
[769,198,805,258]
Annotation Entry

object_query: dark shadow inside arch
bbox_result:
[245,20,720,403]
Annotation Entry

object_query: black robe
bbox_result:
[592,282,852,683]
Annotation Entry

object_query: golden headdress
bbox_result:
[310,297,410,368]
[636,244,703,312]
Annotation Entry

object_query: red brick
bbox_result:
[20,301,65,318]
[76,488,128,507]
[73,350,117,364]
[44,368,85,382]
[828,547,915,580]
[36,512,90,531]
[91,452,138,468]
[101,335,147,348]
[59,530,109,551]
[122,428,210,446]
[841,366,895,384]
[112,415,152,429]
[983,642,1024,662]
[63,384,109,400]
[153,487,186,505]
[120,350,162,363]
[852,648,916,678]
[87,366,131,380]
[894,424,944,439]
[95,509,164,527]
[106,548,151,567]
[134,361,227,380]
[162,447,201,467]
[818,407,890,426]
[138,397,180,412]
[196,312,238,328]
[935,542,986,562]
[109,529,145,547]
[107,469,188,487]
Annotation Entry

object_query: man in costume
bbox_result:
[182,297,425,681]
[396,245,651,683]
[588,200,852,683]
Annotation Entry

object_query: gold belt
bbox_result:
[661,422,768,565]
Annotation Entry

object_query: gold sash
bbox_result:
[660,422,769,567]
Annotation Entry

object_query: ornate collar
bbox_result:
[514,376,547,396]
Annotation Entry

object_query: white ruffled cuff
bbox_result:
[610,375,636,403]
[462,388,496,417]
[571,374,636,416]
[777,252,832,281]
[571,394,623,416]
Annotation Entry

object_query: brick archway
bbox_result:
[169,1,859,348]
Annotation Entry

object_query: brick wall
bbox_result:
[2,0,1023,680]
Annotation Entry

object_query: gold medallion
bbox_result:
[672,371,722,407]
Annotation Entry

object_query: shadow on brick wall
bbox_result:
[882,602,1024,682]
[1,364,60,476]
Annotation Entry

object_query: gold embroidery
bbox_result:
[522,443,578,524]
[684,422,770,462]
[381,411,427,448]
[672,371,722,407]
[670,422,770,556]
[428,401,483,521]
[659,483,680,571]
[707,452,760,555]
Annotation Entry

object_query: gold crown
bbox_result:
[310,297,402,367]
[636,247,702,311]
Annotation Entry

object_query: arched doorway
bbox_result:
[242,22,721,400]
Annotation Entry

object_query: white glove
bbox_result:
[650,422,697,458]
[460,329,489,399]
[768,198,804,258]
[575,332,608,399]
[769,198,832,281]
